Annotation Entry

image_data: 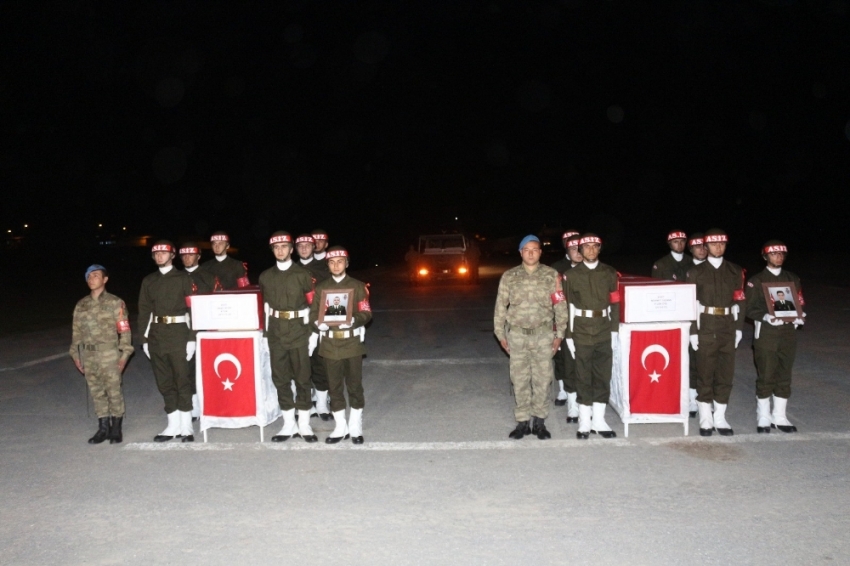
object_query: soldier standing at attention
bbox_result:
[685,233,708,418]
[260,231,318,443]
[494,235,568,440]
[745,240,804,433]
[651,230,693,282]
[686,228,746,437]
[138,240,196,442]
[311,229,330,261]
[295,233,332,421]
[310,247,373,444]
[180,242,219,419]
[564,233,621,439]
[202,231,249,290]
[549,230,581,419]
[70,265,134,444]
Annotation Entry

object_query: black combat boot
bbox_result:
[109,416,123,444]
[88,417,110,444]
[533,417,551,440]
[508,421,530,439]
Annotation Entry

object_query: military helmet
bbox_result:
[578,232,602,247]
[311,229,328,241]
[703,228,728,244]
[561,229,580,242]
[688,232,705,248]
[762,239,788,256]
[667,230,687,241]
[210,231,229,243]
[565,234,582,248]
[295,233,315,245]
[151,239,175,254]
[179,242,200,255]
[325,245,349,259]
[268,231,292,247]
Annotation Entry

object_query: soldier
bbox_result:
[564,233,621,439]
[180,242,219,419]
[259,231,318,443]
[138,241,197,442]
[494,235,568,440]
[70,265,134,444]
[745,240,805,433]
[310,246,373,444]
[295,233,332,420]
[651,230,693,282]
[550,230,581,420]
[311,229,329,261]
[685,228,746,437]
[685,233,707,418]
[201,231,249,290]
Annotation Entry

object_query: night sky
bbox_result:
[3,1,849,266]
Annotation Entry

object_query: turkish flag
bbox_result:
[200,337,257,418]
[628,328,681,414]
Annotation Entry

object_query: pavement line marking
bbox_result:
[371,307,494,313]
[124,432,850,452]
[365,357,505,366]
[0,352,67,372]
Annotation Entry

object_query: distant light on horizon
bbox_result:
[23,224,28,228]
[98,223,103,227]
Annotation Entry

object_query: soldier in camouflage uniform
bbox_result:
[138,240,197,442]
[563,233,621,439]
[310,246,373,444]
[70,265,134,444]
[259,231,318,443]
[549,230,581,422]
[180,242,219,419]
[296,234,332,421]
[651,230,693,282]
[745,240,805,434]
[685,228,746,437]
[202,231,249,290]
[685,233,708,417]
[494,235,568,440]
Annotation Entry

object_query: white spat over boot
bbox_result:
[576,404,592,439]
[771,396,797,433]
[566,392,579,423]
[713,401,733,436]
[757,397,772,433]
[698,402,714,437]
[325,410,349,444]
[297,409,317,442]
[154,411,181,442]
[591,402,616,438]
[349,408,364,444]
[271,409,297,442]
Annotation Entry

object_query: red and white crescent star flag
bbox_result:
[200,337,257,418]
[629,328,681,414]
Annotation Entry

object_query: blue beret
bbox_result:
[85,264,107,281]
[518,235,540,251]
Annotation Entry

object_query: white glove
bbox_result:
[142,343,150,359]
[186,341,196,361]
[316,322,329,331]
[339,322,352,329]
[763,314,784,327]
[611,331,618,349]
[793,318,804,328]
[308,333,318,356]
[734,330,742,349]
[689,335,699,351]
[565,338,576,359]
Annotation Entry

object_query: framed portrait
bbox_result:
[762,282,803,319]
[318,288,354,327]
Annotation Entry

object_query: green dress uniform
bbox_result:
[202,255,247,290]
[138,267,195,413]
[651,252,693,282]
[70,292,134,418]
[745,268,802,400]
[494,264,568,422]
[186,266,218,294]
[686,260,746,405]
[300,257,332,396]
[310,275,372,412]
[258,262,314,411]
[550,256,579,399]
[563,262,620,405]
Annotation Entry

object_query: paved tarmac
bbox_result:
[1,260,848,565]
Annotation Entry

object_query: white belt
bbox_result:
[320,327,365,342]
[269,307,309,321]
[574,307,610,318]
[153,315,187,324]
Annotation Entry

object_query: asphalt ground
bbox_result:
[1,258,848,565]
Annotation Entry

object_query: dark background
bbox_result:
[1,0,848,319]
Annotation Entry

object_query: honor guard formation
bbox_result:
[70,228,805,444]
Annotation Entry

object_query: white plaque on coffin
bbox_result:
[190,292,262,331]
[623,283,696,324]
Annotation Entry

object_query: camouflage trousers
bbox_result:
[754,328,796,399]
[82,349,124,418]
[507,329,554,422]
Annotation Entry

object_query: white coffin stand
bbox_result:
[191,291,280,442]
[609,279,697,437]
